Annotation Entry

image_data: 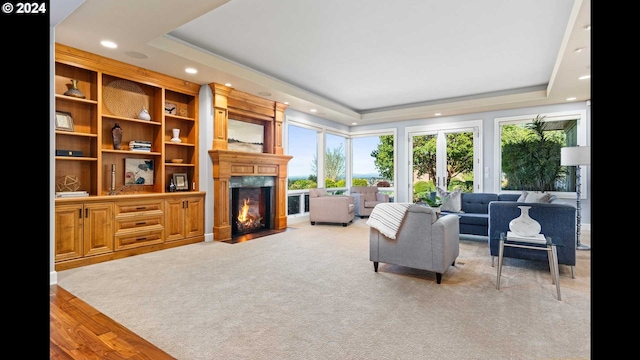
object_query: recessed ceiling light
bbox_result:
[310,109,317,112]
[284,102,289,105]
[574,47,584,53]
[434,113,442,116]
[125,51,148,59]
[224,83,232,87]
[258,91,272,97]
[566,97,577,101]
[101,40,117,49]
[185,67,198,74]
[351,122,358,125]
[578,75,590,80]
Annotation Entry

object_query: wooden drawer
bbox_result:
[116,215,164,232]
[114,225,164,251]
[115,199,164,218]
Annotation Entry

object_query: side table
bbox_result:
[495,232,563,301]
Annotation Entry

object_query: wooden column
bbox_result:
[209,83,230,150]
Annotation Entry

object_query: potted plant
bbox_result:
[418,195,442,214]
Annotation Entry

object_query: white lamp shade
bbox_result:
[560,146,591,166]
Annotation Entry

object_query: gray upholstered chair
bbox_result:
[350,186,390,217]
[308,188,355,226]
[369,205,460,284]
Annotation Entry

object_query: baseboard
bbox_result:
[50,271,58,285]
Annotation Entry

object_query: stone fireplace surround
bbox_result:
[208,83,292,242]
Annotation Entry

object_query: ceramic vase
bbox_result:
[137,106,151,120]
[63,79,86,99]
[509,206,541,237]
[171,128,181,143]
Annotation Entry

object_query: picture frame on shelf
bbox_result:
[165,101,177,115]
[124,158,154,185]
[55,111,74,132]
[173,172,188,191]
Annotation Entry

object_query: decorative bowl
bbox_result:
[170,158,184,164]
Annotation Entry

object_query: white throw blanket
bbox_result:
[366,203,414,240]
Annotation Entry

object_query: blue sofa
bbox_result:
[438,192,520,236]
[434,191,577,272]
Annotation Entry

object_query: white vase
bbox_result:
[137,106,151,120]
[171,128,181,143]
[509,206,541,237]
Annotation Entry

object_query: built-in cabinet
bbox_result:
[165,196,205,242]
[54,44,205,271]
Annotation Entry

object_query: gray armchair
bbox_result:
[350,186,390,217]
[309,188,355,226]
[369,205,460,284]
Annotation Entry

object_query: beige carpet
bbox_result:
[57,217,591,360]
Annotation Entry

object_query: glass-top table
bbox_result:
[493,231,564,301]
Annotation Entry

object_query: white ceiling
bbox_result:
[52,0,591,126]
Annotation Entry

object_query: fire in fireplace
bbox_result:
[230,176,275,237]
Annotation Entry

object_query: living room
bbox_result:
[48,1,591,358]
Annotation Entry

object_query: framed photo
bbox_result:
[124,158,154,185]
[164,101,177,115]
[173,173,188,190]
[55,111,74,131]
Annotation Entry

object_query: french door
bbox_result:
[408,123,480,197]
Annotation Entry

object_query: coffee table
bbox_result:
[495,231,563,301]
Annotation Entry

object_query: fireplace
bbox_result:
[230,176,275,237]
[208,83,292,242]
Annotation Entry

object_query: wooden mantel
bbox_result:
[208,83,291,242]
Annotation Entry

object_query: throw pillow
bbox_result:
[517,190,551,203]
[436,187,463,212]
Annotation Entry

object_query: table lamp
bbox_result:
[560,146,591,250]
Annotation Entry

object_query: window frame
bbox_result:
[493,110,588,199]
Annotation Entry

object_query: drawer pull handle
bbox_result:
[136,207,148,210]
[135,221,147,225]
[136,237,147,241]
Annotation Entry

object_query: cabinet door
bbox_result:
[83,202,114,256]
[164,198,186,241]
[184,196,204,238]
[55,204,84,262]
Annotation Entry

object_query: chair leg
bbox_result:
[373,262,378,272]
[436,273,442,284]
[491,256,495,267]
[342,223,347,227]
[571,266,575,279]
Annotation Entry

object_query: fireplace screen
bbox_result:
[231,187,273,236]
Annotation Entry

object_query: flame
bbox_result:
[236,198,264,231]
[238,199,250,222]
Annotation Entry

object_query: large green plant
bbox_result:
[501,115,566,191]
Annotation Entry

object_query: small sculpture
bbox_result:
[112,122,123,150]
[63,79,86,99]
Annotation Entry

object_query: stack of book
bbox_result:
[129,140,152,152]
[56,191,89,198]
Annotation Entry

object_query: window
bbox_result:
[352,133,396,201]
[286,124,318,215]
[494,111,587,196]
[324,133,347,190]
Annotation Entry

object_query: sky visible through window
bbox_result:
[287,126,382,179]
